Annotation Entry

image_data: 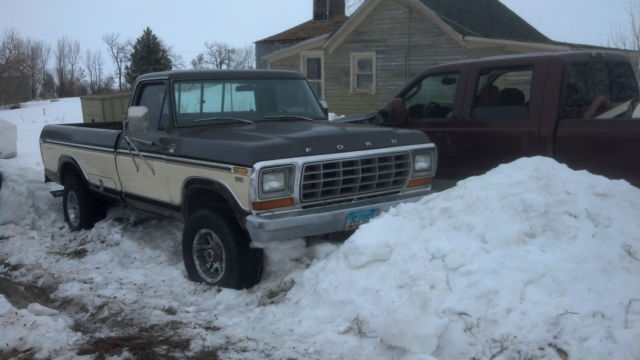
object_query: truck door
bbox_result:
[454,64,541,177]
[116,81,175,213]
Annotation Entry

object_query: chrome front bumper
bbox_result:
[245,190,429,243]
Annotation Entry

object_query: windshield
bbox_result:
[173,78,326,126]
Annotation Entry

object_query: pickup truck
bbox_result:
[360,51,640,188]
[39,70,437,288]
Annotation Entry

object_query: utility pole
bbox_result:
[225,49,235,69]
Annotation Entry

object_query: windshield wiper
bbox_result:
[192,117,255,125]
[262,115,315,122]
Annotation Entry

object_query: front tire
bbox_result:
[63,175,105,231]
[182,209,263,289]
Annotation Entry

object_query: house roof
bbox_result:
[256,14,349,43]
[419,0,551,43]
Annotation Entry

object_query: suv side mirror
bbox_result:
[387,98,408,126]
[126,106,149,136]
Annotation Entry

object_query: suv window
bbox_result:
[403,72,459,121]
[561,60,639,119]
[472,67,533,119]
[136,83,168,131]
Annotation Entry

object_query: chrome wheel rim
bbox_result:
[66,191,81,228]
[192,229,225,284]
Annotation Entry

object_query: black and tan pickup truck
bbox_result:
[39,70,437,288]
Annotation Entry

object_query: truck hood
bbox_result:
[167,120,431,166]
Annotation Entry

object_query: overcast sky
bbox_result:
[0,0,632,68]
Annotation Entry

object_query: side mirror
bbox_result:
[126,106,149,136]
[387,98,408,126]
[319,100,329,117]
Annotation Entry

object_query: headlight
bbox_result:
[414,154,432,172]
[412,150,436,177]
[259,166,295,199]
[263,171,286,193]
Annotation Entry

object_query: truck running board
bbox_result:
[50,190,64,198]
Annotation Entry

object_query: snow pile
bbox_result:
[0,295,82,357]
[264,157,640,359]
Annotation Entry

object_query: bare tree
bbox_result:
[231,46,255,69]
[191,43,254,70]
[166,45,185,70]
[191,53,206,69]
[203,42,233,69]
[55,37,69,96]
[1,29,52,102]
[103,33,130,91]
[55,36,83,97]
[87,50,106,93]
[24,40,48,99]
[608,0,640,76]
[609,0,640,50]
[85,49,97,93]
[0,28,26,77]
[38,43,51,98]
[0,29,28,104]
[67,39,81,94]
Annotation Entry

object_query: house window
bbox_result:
[351,52,376,94]
[302,52,324,99]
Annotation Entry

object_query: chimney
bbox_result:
[313,0,345,21]
[329,0,345,19]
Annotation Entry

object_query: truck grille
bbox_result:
[301,153,411,203]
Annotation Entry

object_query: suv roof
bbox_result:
[425,51,630,72]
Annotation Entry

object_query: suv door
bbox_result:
[454,63,542,178]
[392,69,465,185]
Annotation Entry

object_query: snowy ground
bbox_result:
[1,99,640,359]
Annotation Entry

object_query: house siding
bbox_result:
[256,42,297,69]
[268,54,303,72]
[467,46,520,59]
[325,0,466,115]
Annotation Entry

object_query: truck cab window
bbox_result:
[136,83,168,132]
[403,72,459,121]
[472,67,533,119]
[561,60,639,119]
[173,79,325,126]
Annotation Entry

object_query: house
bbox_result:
[256,0,635,115]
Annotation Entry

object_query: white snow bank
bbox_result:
[0,295,82,357]
[263,157,640,359]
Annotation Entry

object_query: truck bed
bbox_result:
[40,122,122,150]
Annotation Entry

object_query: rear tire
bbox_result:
[182,209,263,289]
[63,175,105,231]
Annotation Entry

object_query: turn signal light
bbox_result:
[252,197,295,211]
[233,167,249,175]
[407,177,432,188]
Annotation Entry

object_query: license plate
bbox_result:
[345,209,378,230]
